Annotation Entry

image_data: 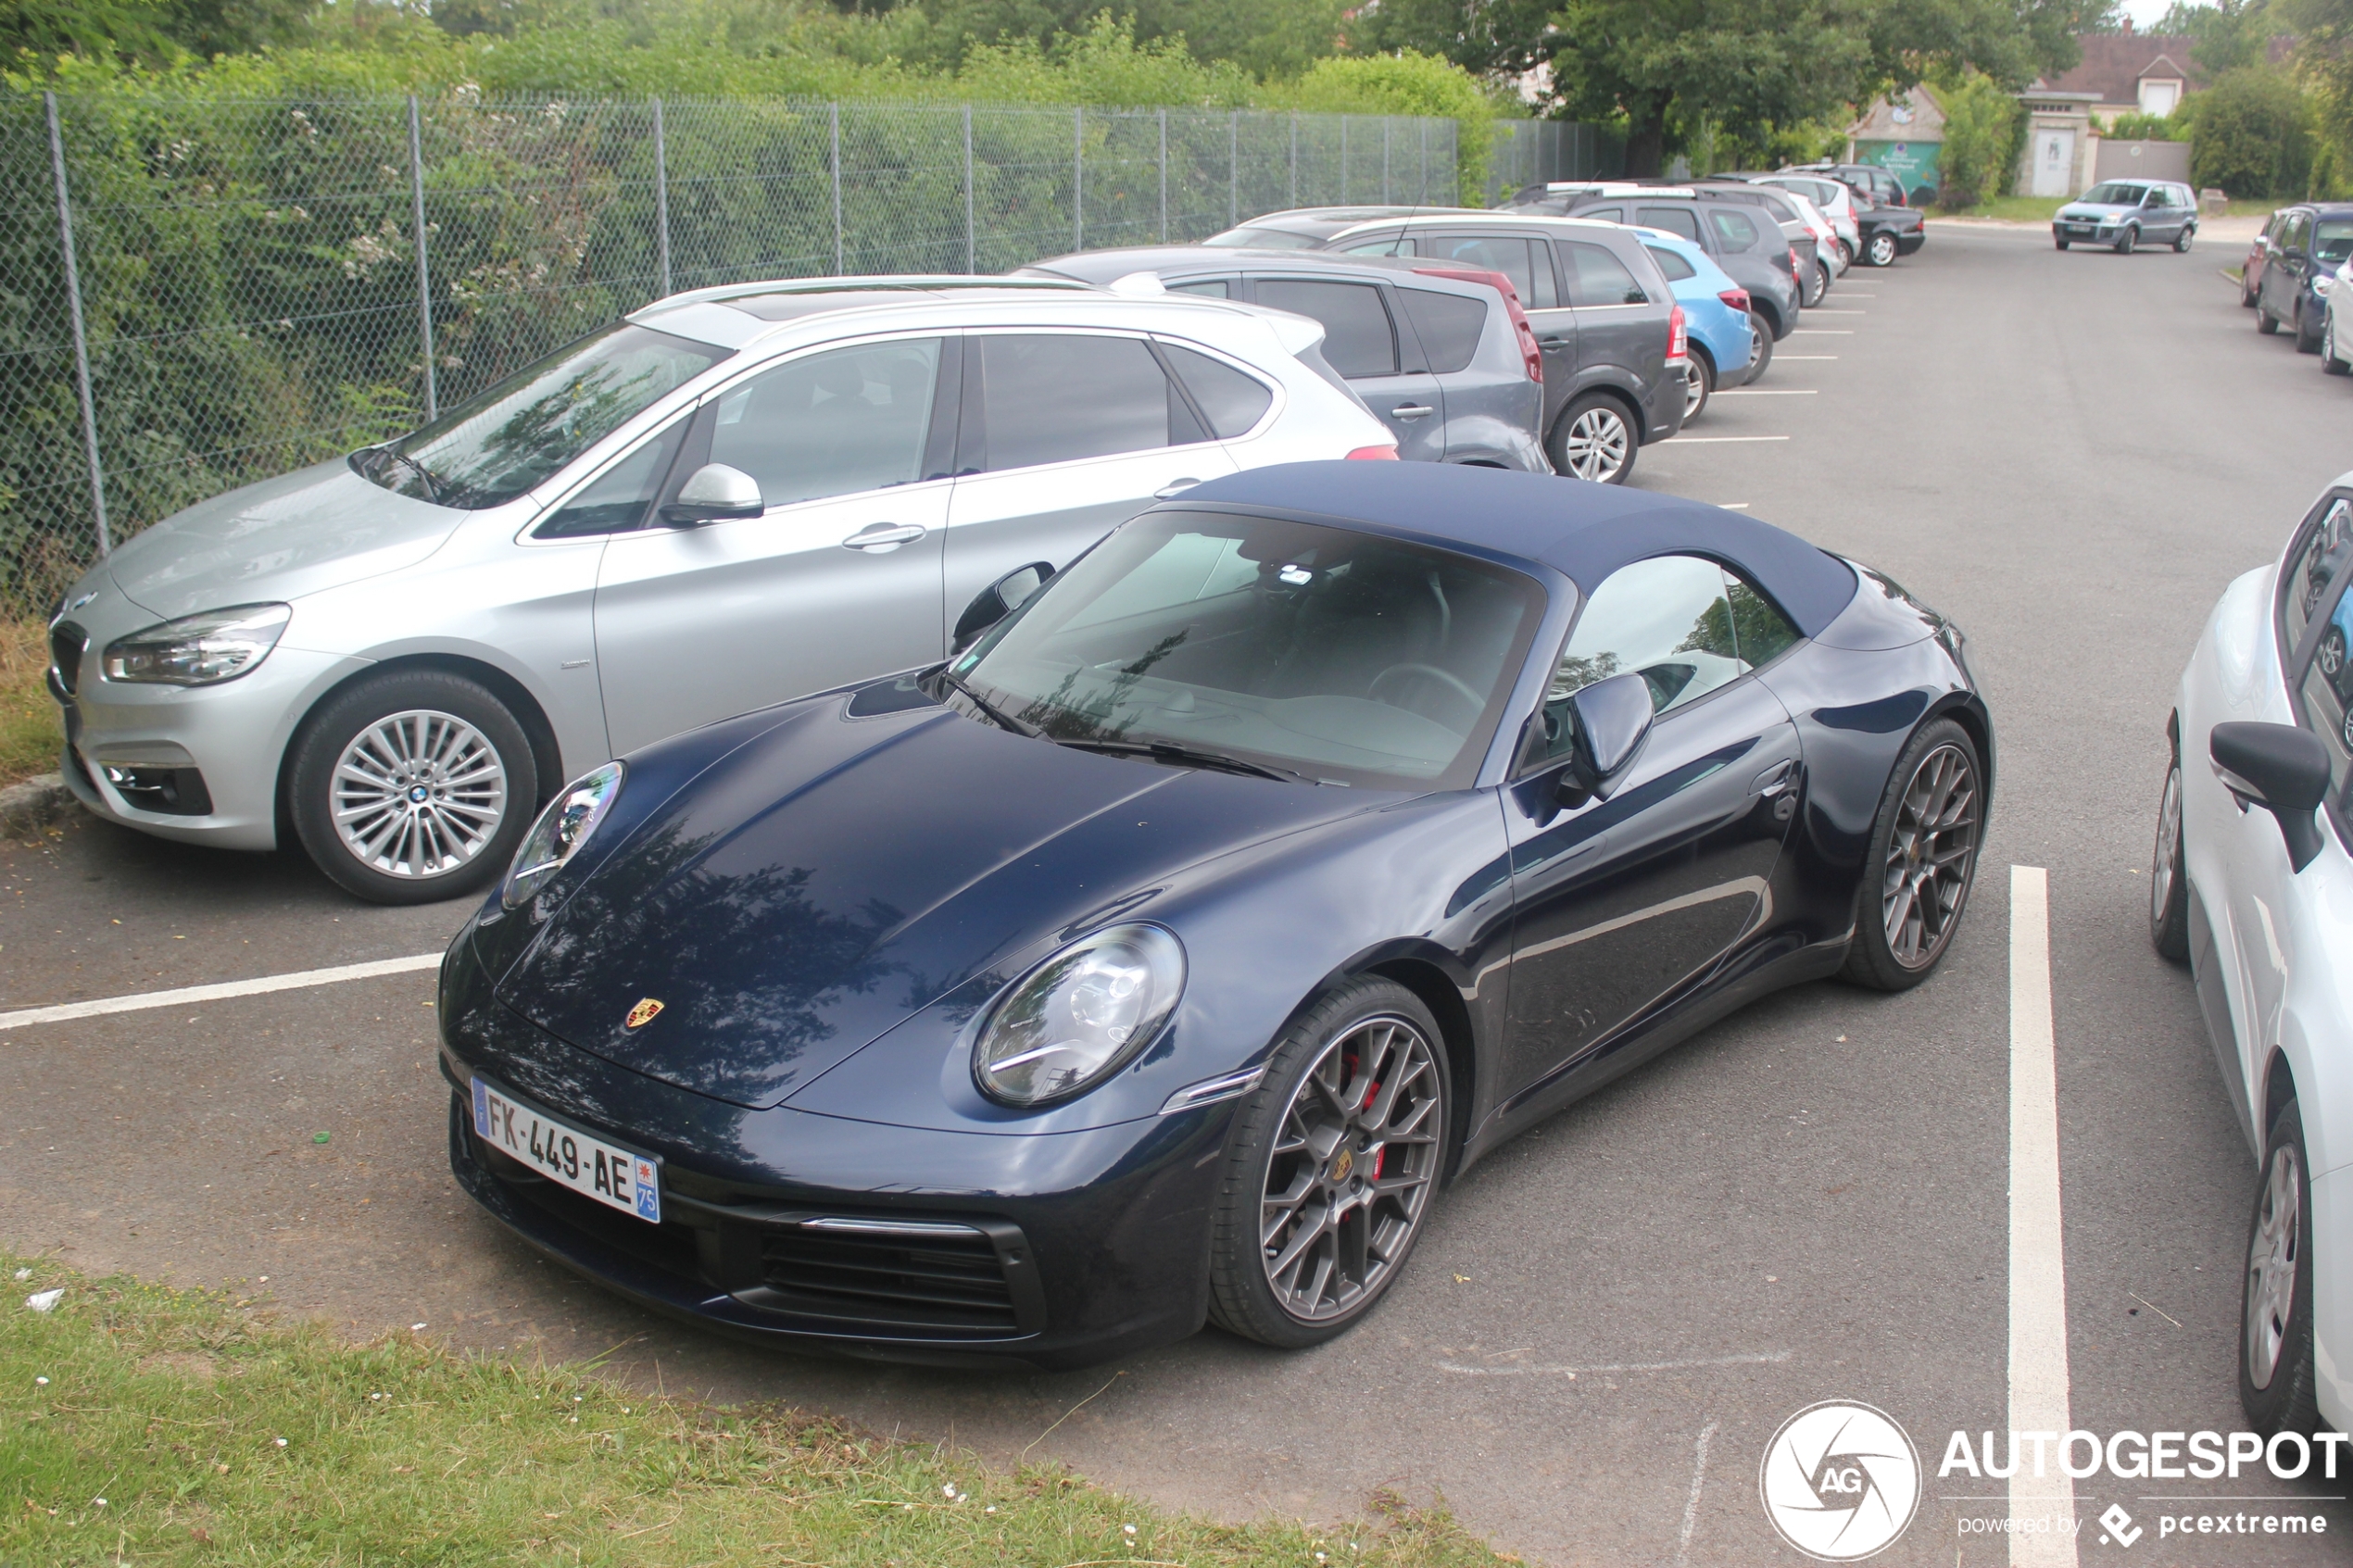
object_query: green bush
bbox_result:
[2104,109,2183,141]
[1936,73,2020,209]
[2188,66,2313,199]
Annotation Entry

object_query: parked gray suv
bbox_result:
[1017,247,1547,471]
[1317,212,1687,484]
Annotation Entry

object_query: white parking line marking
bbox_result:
[1436,1349,1793,1376]
[1836,292,1877,296]
[2009,864,2079,1566]
[1674,1418,1723,1568]
[1791,330,1854,334]
[1713,389,1818,395]
[0,952,443,1031]
[1776,355,1840,359]
[1803,308,1867,314]
[1666,435,1792,444]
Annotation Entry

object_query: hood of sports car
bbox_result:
[495,695,1376,1110]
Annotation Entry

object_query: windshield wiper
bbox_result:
[936,668,1037,736]
[1051,737,1312,784]
[357,445,442,502]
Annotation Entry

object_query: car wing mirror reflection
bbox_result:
[2210,721,2334,872]
[1555,671,1655,809]
[660,463,763,527]
[952,560,1055,654]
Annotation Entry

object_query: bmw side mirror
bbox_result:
[952,560,1054,653]
[1555,671,1655,808]
[2210,721,2334,872]
[659,463,763,527]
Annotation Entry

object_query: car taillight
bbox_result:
[1345,445,1400,460]
[1787,246,1801,275]
[1718,287,1751,313]
[1667,304,1688,364]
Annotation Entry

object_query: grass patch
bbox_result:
[1,1255,1509,1566]
[1,618,61,790]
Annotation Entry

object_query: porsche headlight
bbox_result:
[102,603,290,684]
[501,760,623,909]
[972,924,1185,1107]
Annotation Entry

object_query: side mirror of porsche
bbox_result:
[2210,721,2333,872]
[659,463,763,527]
[1555,671,1655,808]
[952,561,1056,653]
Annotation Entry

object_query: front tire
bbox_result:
[2114,224,2137,255]
[2242,1098,2322,1436]
[1865,231,1898,267]
[1548,392,1637,484]
[2055,233,2070,250]
[2296,300,2324,354]
[1683,345,1715,423]
[1206,978,1450,1349]
[2150,749,2190,964]
[1743,310,1776,383]
[1842,718,1983,991]
[289,669,538,905]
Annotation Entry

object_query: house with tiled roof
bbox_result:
[2029,27,2204,124]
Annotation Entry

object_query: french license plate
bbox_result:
[472,1077,661,1224]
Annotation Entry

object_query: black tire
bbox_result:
[2055,233,2070,250]
[2150,743,2190,964]
[1842,717,1983,991]
[1864,230,1898,267]
[2241,1098,2322,1437]
[1743,310,1776,384]
[1683,345,1715,424]
[289,668,539,905]
[1801,260,1827,307]
[1836,238,1854,270]
[1547,391,1638,484]
[2174,225,2196,254]
[2296,300,2324,354]
[2114,224,2137,256]
[1205,977,1450,1349]
[2259,305,2282,334]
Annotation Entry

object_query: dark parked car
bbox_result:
[1201,206,1469,251]
[1785,164,1926,267]
[1317,212,1689,483]
[1015,247,1547,471]
[2254,204,2353,352]
[1509,179,1828,307]
[439,459,1993,1370]
[1800,162,1906,207]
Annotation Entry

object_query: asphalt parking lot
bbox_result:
[6,216,2351,1565]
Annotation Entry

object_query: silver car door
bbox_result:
[1248,276,1443,462]
[592,334,953,756]
[940,329,1238,644]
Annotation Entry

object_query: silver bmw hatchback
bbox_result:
[45,278,1396,902]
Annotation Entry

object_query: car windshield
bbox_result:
[2081,183,2147,206]
[2316,220,2353,260]
[358,322,729,508]
[949,510,1546,790]
[1202,225,1323,249]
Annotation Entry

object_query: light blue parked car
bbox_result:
[1628,227,1756,421]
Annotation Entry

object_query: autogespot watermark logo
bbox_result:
[1759,1401,1923,1561]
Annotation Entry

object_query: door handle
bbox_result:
[1390,404,1435,420]
[1538,334,1571,346]
[1752,759,1798,798]
[1152,478,1202,499]
[841,522,926,552]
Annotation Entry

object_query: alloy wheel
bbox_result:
[2246,1141,2302,1391]
[331,709,510,881]
[2321,631,2346,681]
[1868,232,1896,267]
[1560,406,1630,482]
[2151,762,2183,932]
[1880,741,1980,970]
[1258,1014,1442,1323]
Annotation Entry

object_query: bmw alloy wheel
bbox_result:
[1867,231,1898,267]
[331,709,510,881]
[1881,741,1980,970]
[2246,1139,2303,1391]
[1559,404,1631,482]
[1258,1013,1441,1323]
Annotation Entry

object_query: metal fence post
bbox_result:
[962,104,975,273]
[407,94,437,422]
[1289,114,1297,207]
[1340,117,1349,203]
[1228,110,1239,227]
[1382,118,1391,203]
[830,104,844,274]
[1157,108,1167,243]
[44,92,109,557]
[651,97,672,298]
[1073,106,1083,250]
[1418,118,1428,205]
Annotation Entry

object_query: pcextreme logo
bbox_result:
[1759,1400,1923,1562]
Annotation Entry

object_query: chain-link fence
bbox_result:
[1484,119,1628,205]
[1,93,1618,609]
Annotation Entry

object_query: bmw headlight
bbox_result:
[102,603,290,685]
[972,924,1186,1107]
[501,760,623,909]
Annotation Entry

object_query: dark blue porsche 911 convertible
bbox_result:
[438,460,1991,1370]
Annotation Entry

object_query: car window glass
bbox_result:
[1645,244,1698,282]
[1424,236,1542,308]
[2284,497,2353,654]
[1708,207,1762,249]
[1160,343,1275,437]
[977,333,1178,470]
[535,414,688,537]
[2287,213,2312,250]
[1059,531,1262,632]
[1561,241,1648,307]
[2293,574,2353,812]
[710,338,940,506]
[1390,287,1485,374]
[1581,205,1626,223]
[1167,279,1230,297]
[1531,555,1741,765]
[1341,235,1415,257]
[1723,567,1801,667]
[2316,221,2353,261]
[1638,206,1702,243]
[1255,280,1399,377]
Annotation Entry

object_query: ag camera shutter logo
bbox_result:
[1759,1400,1922,1561]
